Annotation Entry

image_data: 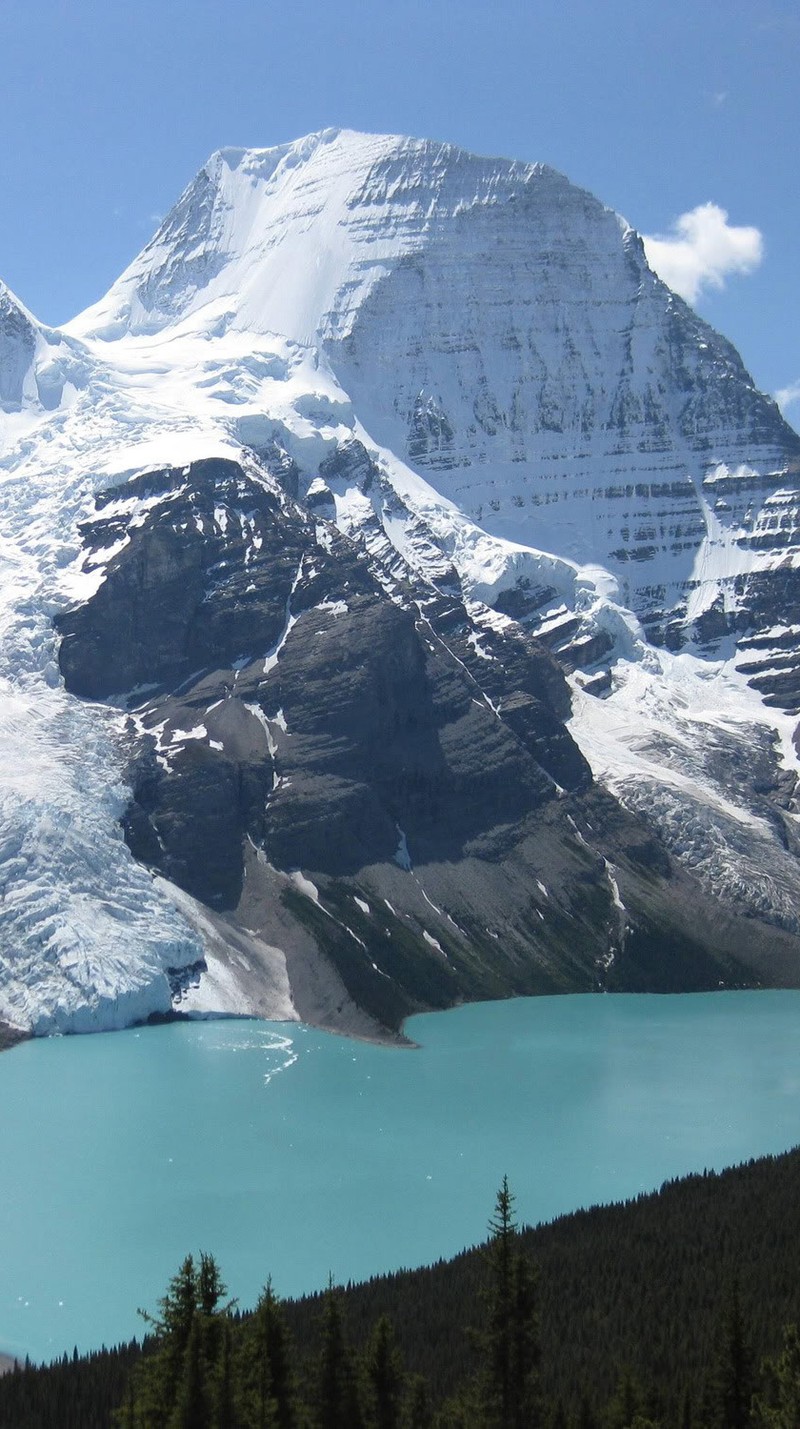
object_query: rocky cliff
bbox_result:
[1,130,800,1036]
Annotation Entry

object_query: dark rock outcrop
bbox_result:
[55,454,800,1029]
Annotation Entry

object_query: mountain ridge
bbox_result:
[2,131,800,1037]
[64,130,800,635]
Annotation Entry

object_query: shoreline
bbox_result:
[0,1022,28,1053]
[3,984,797,1057]
[0,1005,413,1055]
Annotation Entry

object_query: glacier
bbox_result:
[1,128,800,1038]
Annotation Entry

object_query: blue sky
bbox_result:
[0,0,797,417]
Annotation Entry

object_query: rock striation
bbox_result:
[1,130,800,1035]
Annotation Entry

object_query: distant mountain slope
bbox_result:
[1,130,800,1036]
[0,280,87,428]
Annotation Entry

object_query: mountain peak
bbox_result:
[4,133,800,1040]
[65,130,560,346]
[0,277,39,326]
[203,127,553,180]
[0,280,40,413]
[61,130,798,617]
[208,126,349,172]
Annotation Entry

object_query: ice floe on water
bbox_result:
[200,1026,299,1085]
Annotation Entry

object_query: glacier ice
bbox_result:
[1,128,800,1034]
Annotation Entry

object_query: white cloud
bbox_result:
[642,203,763,304]
[775,380,800,414]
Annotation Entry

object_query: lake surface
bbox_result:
[1,990,800,1363]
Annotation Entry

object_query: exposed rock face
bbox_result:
[3,130,800,1036]
[53,455,800,1032]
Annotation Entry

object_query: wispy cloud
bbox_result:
[642,203,763,304]
[757,13,800,35]
[775,380,800,414]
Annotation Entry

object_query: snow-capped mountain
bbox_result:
[2,128,800,1040]
[69,131,800,633]
[0,280,87,432]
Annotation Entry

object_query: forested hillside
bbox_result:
[3,1148,800,1426]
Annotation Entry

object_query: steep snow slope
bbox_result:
[69,131,554,347]
[0,281,88,447]
[0,389,212,1032]
[69,129,800,629]
[2,129,800,1037]
[0,311,601,1035]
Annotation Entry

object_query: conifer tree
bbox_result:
[679,1387,693,1429]
[238,1281,296,1429]
[236,1340,277,1429]
[604,1366,646,1429]
[133,1254,200,1427]
[169,1314,209,1429]
[709,1279,756,1429]
[214,1317,236,1429]
[126,1253,231,1429]
[475,1176,541,1429]
[546,1399,568,1429]
[363,1314,405,1429]
[402,1374,432,1429]
[576,1395,599,1429]
[313,1280,364,1429]
[198,1253,228,1317]
[752,1323,800,1427]
[432,1398,475,1428]
[118,1382,137,1429]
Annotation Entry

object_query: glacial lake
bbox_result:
[2,990,800,1364]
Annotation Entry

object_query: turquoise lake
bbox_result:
[2,990,800,1363]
